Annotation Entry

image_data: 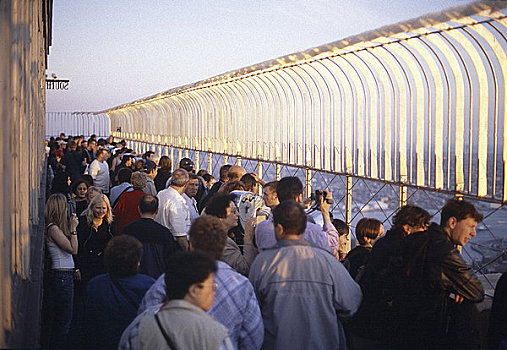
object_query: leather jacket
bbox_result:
[403,223,484,303]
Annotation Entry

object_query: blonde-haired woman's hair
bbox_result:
[45,193,71,237]
[85,194,113,226]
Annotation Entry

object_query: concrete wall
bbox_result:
[0,0,51,347]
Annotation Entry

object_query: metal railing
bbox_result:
[98,2,507,281]
[118,140,507,293]
[104,2,507,203]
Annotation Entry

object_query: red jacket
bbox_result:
[113,189,146,235]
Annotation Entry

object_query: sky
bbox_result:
[45,0,476,112]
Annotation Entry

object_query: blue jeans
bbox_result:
[48,270,74,349]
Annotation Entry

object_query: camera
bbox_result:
[67,199,76,220]
[313,190,333,204]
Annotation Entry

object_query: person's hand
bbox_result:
[74,269,81,281]
[251,173,265,186]
[320,190,333,213]
[455,293,464,304]
[70,214,79,232]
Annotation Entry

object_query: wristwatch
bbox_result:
[71,231,77,236]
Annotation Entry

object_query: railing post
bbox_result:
[275,163,281,180]
[170,147,174,172]
[195,151,200,172]
[184,149,189,158]
[237,156,241,167]
[224,155,228,165]
[399,183,407,208]
[305,168,312,202]
[257,161,263,195]
[208,152,213,175]
[345,175,353,254]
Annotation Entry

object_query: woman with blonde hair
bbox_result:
[45,193,79,349]
[75,194,114,291]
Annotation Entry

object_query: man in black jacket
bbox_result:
[122,194,179,279]
[398,198,484,349]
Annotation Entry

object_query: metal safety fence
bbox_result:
[120,139,507,296]
[99,1,507,292]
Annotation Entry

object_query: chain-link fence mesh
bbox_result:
[137,145,507,283]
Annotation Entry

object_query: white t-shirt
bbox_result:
[89,159,110,193]
[155,187,191,238]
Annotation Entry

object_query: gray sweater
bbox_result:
[138,299,233,350]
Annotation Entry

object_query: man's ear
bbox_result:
[274,223,284,238]
[187,283,199,299]
[447,216,458,230]
[296,193,303,203]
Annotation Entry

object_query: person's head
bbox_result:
[88,139,97,151]
[142,151,155,160]
[68,140,77,150]
[392,205,431,235]
[96,149,107,162]
[144,160,158,179]
[219,180,245,194]
[86,186,102,203]
[117,168,133,184]
[332,219,350,260]
[86,194,113,225]
[206,194,239,231]
[164,251,217,311]
[219,164,232,181]
[196,169,208,178]
[72,178,89,200]
[240,173,258,194]
[189,215,227,260]
[171,168,189,188]
[185,173,200,198]
[139,194,159,216]
[45,193,70,236]
[228,165,246,182]
[355,218,384,246]
[81,174,93,187]
[179,158,195,173]
[121,155,133,168]
[131,171,148,191]
[203,173,216,189]
[159,155,172,170]
[59,132,66,140]
[51,171,71,195]
[134,159,144,172]
[104,235,143,278]
[440,198,483,246]
[273,200,307,239]
[277,176,303,202]
[263,181,279,208]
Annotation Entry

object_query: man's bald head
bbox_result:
[228,166,246,182]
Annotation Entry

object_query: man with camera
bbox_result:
[254,176,341,259]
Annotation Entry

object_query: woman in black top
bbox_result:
[154,155,172,192]
[75,194,114,290]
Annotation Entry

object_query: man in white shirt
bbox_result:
[88,148,110,195]
[155,168,191,251]
[182,173,200,222]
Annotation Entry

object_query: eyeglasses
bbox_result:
[198,282,218,291]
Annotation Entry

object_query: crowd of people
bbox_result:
[42,132,506,350]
